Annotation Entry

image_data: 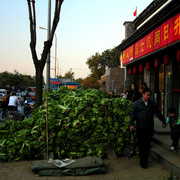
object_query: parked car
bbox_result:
[0,89,7,95]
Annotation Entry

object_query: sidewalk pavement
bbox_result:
[0,156,171,180]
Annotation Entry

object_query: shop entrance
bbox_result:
[158,64,165,115]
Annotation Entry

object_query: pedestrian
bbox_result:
[127,82,141,103]
[8,92,20,112]
[129,88,166,168]
[140,82,149,96]
[166,107,180,151]
[141,82,148,90]
[1,91,11,120]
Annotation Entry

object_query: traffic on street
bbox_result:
[0,90,35,123]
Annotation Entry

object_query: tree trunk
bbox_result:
[35,65,43,108]
[27,0,64,108]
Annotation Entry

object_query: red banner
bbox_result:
[122,45,134,64]
[161,18,173,47]
[173,13,180,41]
[123,13,180,65]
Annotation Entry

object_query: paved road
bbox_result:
[0,157,172,180]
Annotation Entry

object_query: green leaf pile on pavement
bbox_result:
[0,87,132,162]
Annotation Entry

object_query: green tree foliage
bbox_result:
[81,75,100,89]
[56,74,63,79]
[75,78,83,84]
[64,70,74,78]
[0,71,36,88]
[86,47,120,80]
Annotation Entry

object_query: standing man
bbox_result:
[129,88,166,168]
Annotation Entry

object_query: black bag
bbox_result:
[124,132,136,158]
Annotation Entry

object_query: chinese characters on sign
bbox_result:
[123,13,180,65]
[123,45,134,64]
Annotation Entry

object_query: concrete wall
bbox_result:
[100,68,124,94]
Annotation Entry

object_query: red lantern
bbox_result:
[133,66,138,74]
[154,58,159,68]
[139,64,143,72]
[177,50,180,62]
[128,68,133,75]
[164,54,170,65]
[146,61,151,71]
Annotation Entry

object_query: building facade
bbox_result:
[118,0,180,116]
[99,67,124,94]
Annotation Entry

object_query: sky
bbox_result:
[0,0,153,79]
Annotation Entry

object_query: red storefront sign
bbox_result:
[123,13,180,65]
[122,45,134,64]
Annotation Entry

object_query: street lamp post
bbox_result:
[54,33,57,78]
[50,56,58,78]
[38,0,52,92]
[46,0,51,92]
[39,27,57,78]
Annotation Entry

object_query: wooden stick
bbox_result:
[46,95,49,160]
[105,103,110,144]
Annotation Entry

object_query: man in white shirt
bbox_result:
[8,92,20,112]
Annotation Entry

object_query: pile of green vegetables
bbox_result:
[0,87,132,162]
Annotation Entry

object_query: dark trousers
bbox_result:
[2,105,7,118]
[136,127,154,166]
[171,131,180,149]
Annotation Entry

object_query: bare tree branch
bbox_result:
[32,0,37,46]
[27,0,38,66]
[50,0,64,40]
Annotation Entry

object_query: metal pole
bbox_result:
[39,26,57,80]
[54,34,57,78]
[46,0,51,92]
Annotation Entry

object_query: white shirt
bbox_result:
[142,97,148,106]
[144,101,148,106]
[8,96,20,106]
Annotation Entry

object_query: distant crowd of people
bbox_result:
[0,91,30,121]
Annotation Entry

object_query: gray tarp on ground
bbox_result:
[31,156,107,176]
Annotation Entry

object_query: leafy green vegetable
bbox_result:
[0,87,132,162]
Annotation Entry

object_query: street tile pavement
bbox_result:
[0,157,170,180]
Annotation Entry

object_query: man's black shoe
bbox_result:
[140,164,147,169]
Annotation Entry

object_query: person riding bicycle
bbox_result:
[8,92,20,113]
